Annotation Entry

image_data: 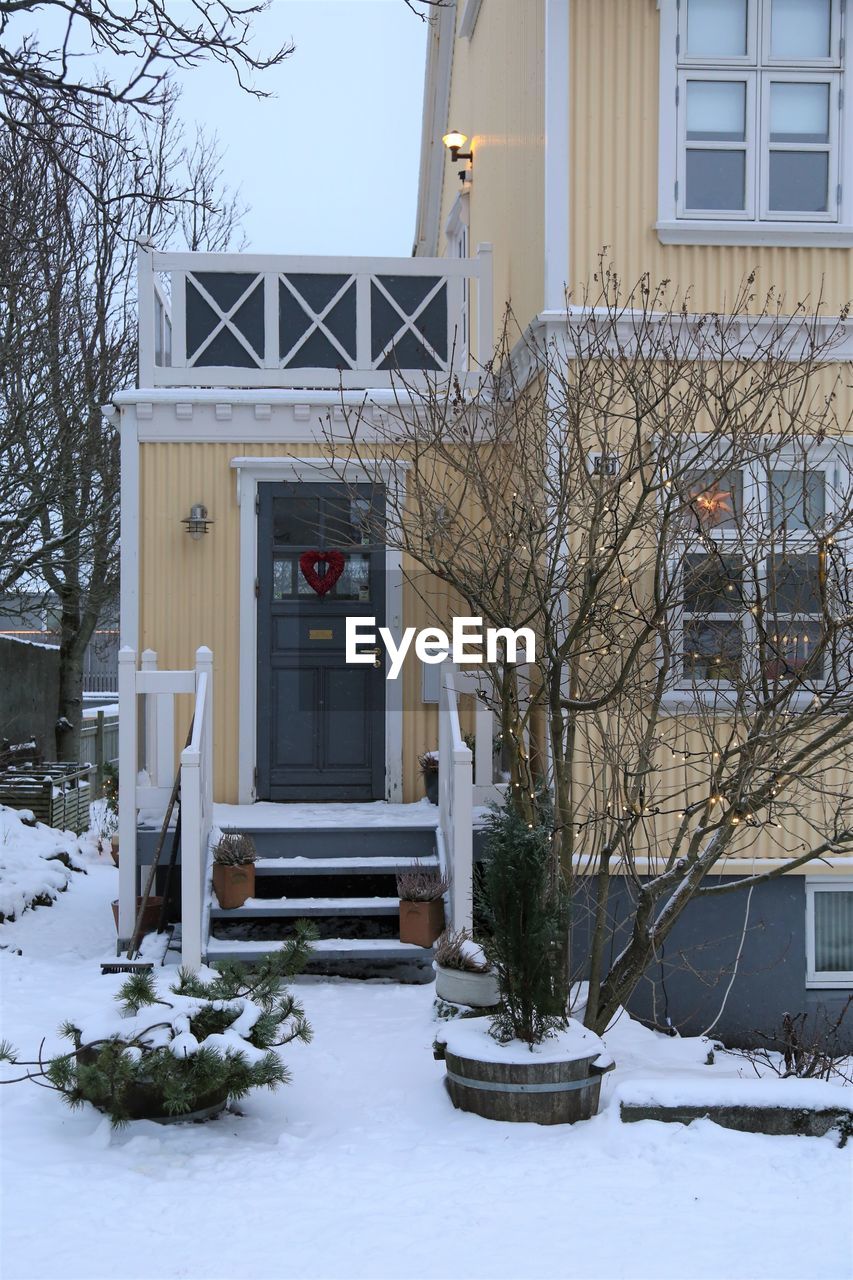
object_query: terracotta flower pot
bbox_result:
[399,898,445,947]
[111,896,164,934]
[213,863,255,910]
[109,835,120,866]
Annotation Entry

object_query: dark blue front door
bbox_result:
[256,482,386,801]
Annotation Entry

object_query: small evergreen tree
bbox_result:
[478,799,570,1046]
[2,925,316,1126]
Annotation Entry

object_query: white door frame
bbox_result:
[231,456,406,804]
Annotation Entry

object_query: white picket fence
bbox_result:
[117,645,213,968]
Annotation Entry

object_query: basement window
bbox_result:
[806,880,853,986]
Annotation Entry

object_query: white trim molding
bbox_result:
[459,0,483,40]
[544,0,571,310]
[229,456,407,806]
[413,0,457,257]
[118,409,140,651]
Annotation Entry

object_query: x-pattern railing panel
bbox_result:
[141,249,493,388]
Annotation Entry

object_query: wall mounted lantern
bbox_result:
[182,503,213,539]
[442,129,474,173]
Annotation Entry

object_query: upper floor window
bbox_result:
[657,0,853,245]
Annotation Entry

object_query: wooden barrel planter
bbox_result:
[439,1019,614,1125]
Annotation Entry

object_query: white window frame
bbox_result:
[656,0,853,246]
[759,71,840,221]
[805,878,853,987]
[677,70,758,218]
[665,445,849,708]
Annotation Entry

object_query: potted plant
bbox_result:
[0,933,315,1125]
[418,750,439,805]
[212,831,257,909]
[437,799,613,1125]
[434,927,500,1008]
[397,860,448,947]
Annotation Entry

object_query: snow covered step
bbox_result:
[220,824,437,861]
[210,896,400,919]
[205,935,435,969]
[254,855,437,876]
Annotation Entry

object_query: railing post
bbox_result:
[137,242,155,387]
[141,648,158,786]
[180,743,203,970]
[195,646,214,830]
[475,242,494,368]
[452,743,474,934]
[474,693,493,789]
[117,646,138,944]
[95,710,105,798]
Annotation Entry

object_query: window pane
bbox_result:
[769,470,826,530]
[273,496,320,546]
[685,470,744,529]
[684,554,744,613]
[814,891,853,972]
[334,554,371,601]
[687,82,746,141]
[770,82,829,143]
[766,553,820,613]
[683,620,742,681]
[686,149,746,209]
[686,0,748,57]
[769,151,829,211]
[771,0,831,59]
[764,621,824,679]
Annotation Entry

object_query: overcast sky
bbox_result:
[177,1,429,255]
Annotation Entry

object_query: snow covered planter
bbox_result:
[437,799,615,1124]
[433,929,499,1008]
[438,1017,613,1125]
[1,928,315,1126]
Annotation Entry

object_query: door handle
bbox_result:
[372,646,383,669]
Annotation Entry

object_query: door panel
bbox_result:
[257,482,386,801]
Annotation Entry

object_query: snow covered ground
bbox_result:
[0,804,94,922]
[1,830,851,1280]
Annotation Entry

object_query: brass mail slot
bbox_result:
[309,628,334,640]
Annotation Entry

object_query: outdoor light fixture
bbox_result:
[442,129,473,165]
[182,503,213,539]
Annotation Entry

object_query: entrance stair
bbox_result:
[205,822,439,981]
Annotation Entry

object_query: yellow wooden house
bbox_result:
[113,0,853,1038]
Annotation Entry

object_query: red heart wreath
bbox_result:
[299,549,345,596]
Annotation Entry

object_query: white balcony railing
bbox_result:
[138,244,494,391]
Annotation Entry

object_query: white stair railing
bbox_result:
[438,666,473,933]
[117,644,214,968]
[437,665,512,934]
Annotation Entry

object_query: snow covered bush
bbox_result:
[2,927,316,1126]
[478,800,570,1046]
[0,804,88,923]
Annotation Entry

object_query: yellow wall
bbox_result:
[440,0,546,344]
[138,439,449,803]
[569,0,853,313]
